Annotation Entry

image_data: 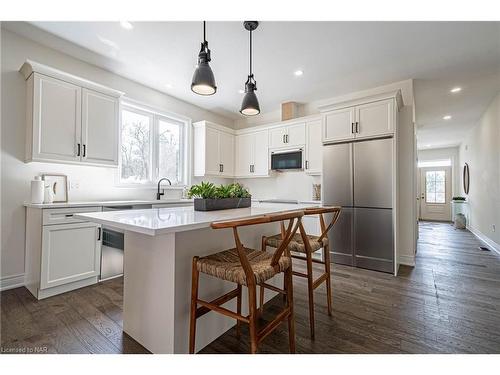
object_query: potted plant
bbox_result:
[188,182,252,211]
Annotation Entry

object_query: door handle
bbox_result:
[77,143,81,156]
[97,227,102,241]
[82,144,86,157]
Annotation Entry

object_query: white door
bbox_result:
[323,107,356,143]
[219,131,235,177]
[420,167,452,221]
[235,133,253,177]
[305,119,322,174]
[81,88,119,166]
[41,222,101,289]
[286,122,306,147]
[269,126,287,148]
[33,74,82,162]
[253,130,269,176]
[355,99,394,139]
[204,127,221,175]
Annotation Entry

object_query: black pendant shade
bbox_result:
[191,22,217,96]
[240,77,260,116]
[240,21,260,116]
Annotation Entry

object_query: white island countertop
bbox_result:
[75,202,318,236]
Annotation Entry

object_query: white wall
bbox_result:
[0,28,234,284]
[417,146,461,197]
[459,92,500,249]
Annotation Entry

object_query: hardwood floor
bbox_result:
[2,221,500,354]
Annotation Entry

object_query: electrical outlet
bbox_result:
[69,180,80,190]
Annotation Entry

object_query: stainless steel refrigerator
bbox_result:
[322,137,394,273]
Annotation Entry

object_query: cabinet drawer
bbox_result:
[42,206,102,226]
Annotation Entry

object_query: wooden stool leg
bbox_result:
[285,266,296,354]
[189,257,200,354]
[305,251,315,339]
[248,283,258,354]
[236,284,242,338]
[324,244,333,316]
[259,285,265,315]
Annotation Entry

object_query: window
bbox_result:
[425,170,446,204]
[418,159,451,168]
[119,103,188,186]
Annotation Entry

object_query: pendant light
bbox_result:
[240,21,260,116]
[191,21,217,95]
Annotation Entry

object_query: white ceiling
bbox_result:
[7,21,500,148]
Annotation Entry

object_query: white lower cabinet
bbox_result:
[41,222,101,290]
[25,206,102,300]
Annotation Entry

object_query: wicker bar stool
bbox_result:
[189,210,304,354]
[262,206,341,339]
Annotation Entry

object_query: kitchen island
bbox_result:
[76,202,316,354]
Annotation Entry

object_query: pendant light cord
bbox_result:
[249,29,252,77]
[203,21,206,45]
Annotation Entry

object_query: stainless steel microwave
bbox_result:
[270,149,303,170]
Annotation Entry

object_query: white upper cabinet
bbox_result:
[323,107,355,143]
[235,129,269,178]
[305,119,322,175]
[355,99,394,139]
[269,122,306,149]
[321,94,399,144]
[29,74,82,163]
[81,88,119,166]
[20,61,123,167]
[193,121,235,178]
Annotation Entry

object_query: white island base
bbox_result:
[123,224,282,354]
[76,203,316,354]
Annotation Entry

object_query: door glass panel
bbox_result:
[425,170,446,203]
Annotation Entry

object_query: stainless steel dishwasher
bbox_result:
[100,204,151,281]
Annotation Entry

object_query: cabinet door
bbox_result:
[41,222,101,289]
[323,107,355,143]
[219,131,235,177]
[81,88,119,166]
[355,99,394,139]
[204,126,221,175]
[32,74,82,162]
[253,130,269,176]
[287,122,306,147]
[235,133,253,177]
[305,119,322,175]
[269,126,287,148]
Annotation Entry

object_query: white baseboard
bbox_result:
[0,273,25,291]
[398,255,416,266]
[468,225,500,255]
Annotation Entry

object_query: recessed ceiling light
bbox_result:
[443,115,452,120]
[120,21,134,30]
[450,87,462,93]
[294,70,304,76]
[238,89,244,94]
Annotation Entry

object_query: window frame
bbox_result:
[117,100,191,188]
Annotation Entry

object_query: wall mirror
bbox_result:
[463,163,470,194]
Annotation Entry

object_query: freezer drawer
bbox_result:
[353,138,393,208]
[329,207,354,266]
[322,143,353,207]
[354,207,393,273]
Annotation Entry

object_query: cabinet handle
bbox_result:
[77,143,81,156]
[283,134,285,144]
[305,160,309,169]
[351,123,355,134]
[249,165,252,173]
[251,165,254,173]
[286,134,289,143]
[356,122,359,133]
[221,164,224,172]
[83,144,86,157]
[97,227,102,241]
[64,214,74,217]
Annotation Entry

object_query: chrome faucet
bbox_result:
[156,178,172,200]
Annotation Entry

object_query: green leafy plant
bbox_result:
[188,182,251,199]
